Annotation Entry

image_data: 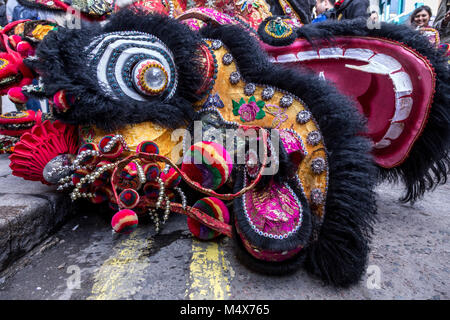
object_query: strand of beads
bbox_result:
[86,162,115,184]
[72,149,100,170]
[57,175,73,191]
[155,176,165,209]
[134,160,146,185]
[174,186,187,210]
[148,208,161,233]
[162,0,174,17]
[162,194,171,224]
[69,162,116,201]
[102,135,129,153]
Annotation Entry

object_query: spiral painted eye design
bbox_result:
[85,31,177,102]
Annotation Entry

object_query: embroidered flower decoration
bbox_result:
[232,96,265,122]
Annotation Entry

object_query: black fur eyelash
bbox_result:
[25,10,205,131]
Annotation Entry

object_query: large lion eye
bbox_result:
[133,60,168,96]
[85,31,177,102]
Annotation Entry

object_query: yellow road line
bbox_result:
[185,239,234,300]
[87,230,152,300]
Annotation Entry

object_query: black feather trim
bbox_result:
[231,215,307,276]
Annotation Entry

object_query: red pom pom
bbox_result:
[7,87,28,104]
[98,135,124,158]
[111,209,138,234]
[181,141,232,190]
[16,41,35,57]
[142,162,160,182]
[53,90,74,113]
[187,197,230,240]
[118,188,140,209]
[136,140,159,155]
[8,35,22,49]
[161,167,181,188]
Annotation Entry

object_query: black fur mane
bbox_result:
[201,23,378,287]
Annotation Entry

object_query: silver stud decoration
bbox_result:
[229,71,241,84]
[296,110,311,124]
[222,53,233,65]
[310,188,324,205]
[311,157,326,174]
[280,94,293,108]
[211,40,223,50]
[261,87,275,100]
[244,83,256,96]
[307,131,322,146]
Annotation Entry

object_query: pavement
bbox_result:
[0,154,77,271]
[0,153,448,300]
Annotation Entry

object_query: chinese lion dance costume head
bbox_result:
[5,3,450,288]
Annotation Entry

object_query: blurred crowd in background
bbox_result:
[0,0,448,42]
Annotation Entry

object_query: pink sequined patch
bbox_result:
[279,129,306,169]
[279,129,306,155]
[243,181,303,238]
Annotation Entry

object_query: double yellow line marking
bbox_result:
[88,232,233,300]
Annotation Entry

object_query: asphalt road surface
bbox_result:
[0,181,448,300]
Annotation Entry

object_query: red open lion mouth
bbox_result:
[263,36,436,169]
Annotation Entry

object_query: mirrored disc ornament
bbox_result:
[42,154,74,184]
[87,31,177,102]
[133,60,168,96]
[210,40,223,50]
